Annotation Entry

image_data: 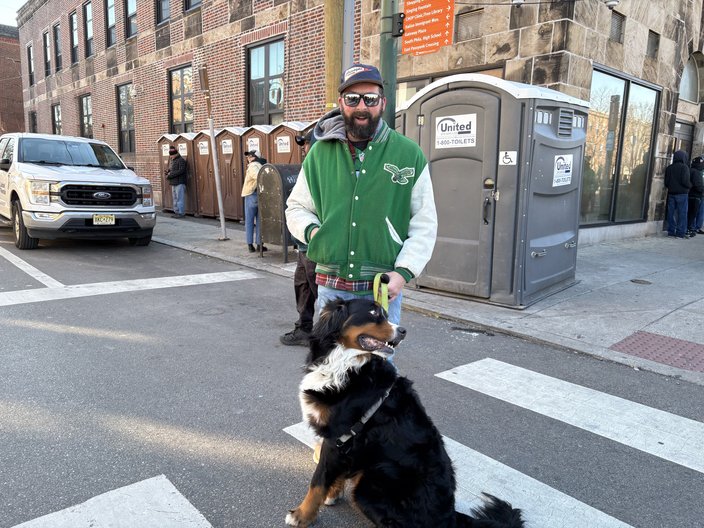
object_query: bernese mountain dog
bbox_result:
[286,298,525,528]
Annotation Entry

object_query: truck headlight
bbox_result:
[140,185,153,207]
[27,181,51,205]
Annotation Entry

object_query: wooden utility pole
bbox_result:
[324,0,344,109]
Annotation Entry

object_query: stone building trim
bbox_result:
[241,20,288,46]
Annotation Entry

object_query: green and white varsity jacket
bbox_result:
[285,109,437,284]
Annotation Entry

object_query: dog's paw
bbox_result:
[285,509,310,527]
[324,496,340,506]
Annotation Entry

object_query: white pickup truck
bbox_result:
[0,132,156,249]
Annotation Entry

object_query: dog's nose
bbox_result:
[397,326,407,338]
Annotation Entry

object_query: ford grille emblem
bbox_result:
[93,191,111,199]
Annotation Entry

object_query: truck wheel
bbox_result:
[128,234,152,246]
[12,200,39,250]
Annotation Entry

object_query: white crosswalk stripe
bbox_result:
[12,475,212,528]
[436,358,704,474]
[0,270,260,307]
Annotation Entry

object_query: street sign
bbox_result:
[401,0,455,56]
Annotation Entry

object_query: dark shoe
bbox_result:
[697,230,704,235]
[248,244,256,253]
[688,230,697,237]
[257,245,268,252]
[279,328,310,346]
[170,213,184,218]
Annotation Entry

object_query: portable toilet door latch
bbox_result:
[483,178,498,225]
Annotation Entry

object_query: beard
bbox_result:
[342,109,382,140]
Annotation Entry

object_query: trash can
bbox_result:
[174,132,199,216]
[215,126,248,221]
[257,163,300,262]
[242,125,275,162]
[157,134,178,211]
[267,121,314,164]
[193,129,221,217]
[398,73,589,308]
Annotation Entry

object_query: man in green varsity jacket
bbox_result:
[285,63,437,324]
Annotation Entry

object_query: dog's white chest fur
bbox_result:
[298,344,366,425]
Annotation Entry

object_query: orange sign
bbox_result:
[401,0,455,56]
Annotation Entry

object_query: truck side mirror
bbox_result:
[0,158,10,170]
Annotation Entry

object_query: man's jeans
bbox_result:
[171,184,186,215]
[666,193,688,237]
[316,285,403,325]
[244,192,260,245]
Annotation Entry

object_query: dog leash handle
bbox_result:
[373,273,390,312]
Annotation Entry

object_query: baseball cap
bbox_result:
[338,63,384,93]
[168,146,178,155]
[245,149,260,158]
[295,130,314,146]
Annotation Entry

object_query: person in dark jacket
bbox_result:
[166,146,188,218]
[280,131,318,347]
[664,150,692,238]
[688,155,704,237]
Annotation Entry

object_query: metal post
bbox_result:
[199,65,228,241]
[379,0,398,125]
[342,0,355,71]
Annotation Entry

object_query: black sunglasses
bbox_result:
[342,92,382,108]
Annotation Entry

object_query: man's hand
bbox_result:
[386,271,406,301]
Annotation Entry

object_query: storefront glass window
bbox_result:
[581,71,658,225]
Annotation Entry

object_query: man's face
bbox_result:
[338,82,386,142]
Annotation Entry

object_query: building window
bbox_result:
[105,0,116,47]
[125,0,137,38]
[84,2,93,58]
[609,11,625,44]
[28,112,38,133]
[53,24,62,71]
[117,84,135,153]
[79,94,93,138]
[185,0,202,10]
[43,32,51,77]
[680,55,704,103]
[248,40,284,125]
[455,8,483,42]
[581,70,659,226]
[646,31,659,59]
[156,0,170,24]
[51,104,62,135]
[27,44,34,86]
[170,66,194,133]
[70,12,79,64]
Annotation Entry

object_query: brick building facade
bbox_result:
[0,25,25,135]
[16,0,704,241]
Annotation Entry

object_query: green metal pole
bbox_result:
[379,0,398,126]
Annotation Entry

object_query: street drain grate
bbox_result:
[610,331,704,372]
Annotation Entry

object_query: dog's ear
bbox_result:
[307,299,349,365]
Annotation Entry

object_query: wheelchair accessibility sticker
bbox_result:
[499,151,517,166]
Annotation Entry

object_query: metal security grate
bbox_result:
[60,185,138,206]
[610,11,625,43]
[558,109,574,137]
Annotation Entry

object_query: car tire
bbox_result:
[128,233,152,246]
[12,200,39,250]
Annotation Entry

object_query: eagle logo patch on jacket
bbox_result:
[383,163,415,185]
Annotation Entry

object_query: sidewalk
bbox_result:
[153,212,704,386]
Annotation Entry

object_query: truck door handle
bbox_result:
[531,249,547,258]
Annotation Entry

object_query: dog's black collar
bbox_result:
[335,381,395,450]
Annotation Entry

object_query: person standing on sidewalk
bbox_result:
[280,131,318,347]
[285,63,437,324]
[242,149,267,253]
[166,146,187,218]
[664,150,692,238]
[687,155,704,237]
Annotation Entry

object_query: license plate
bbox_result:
[93,214,115,226]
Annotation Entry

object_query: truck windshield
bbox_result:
[20,138,126,170]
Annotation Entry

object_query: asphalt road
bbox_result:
[0,231,703,528]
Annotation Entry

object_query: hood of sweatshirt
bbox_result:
[673,150,689,164]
